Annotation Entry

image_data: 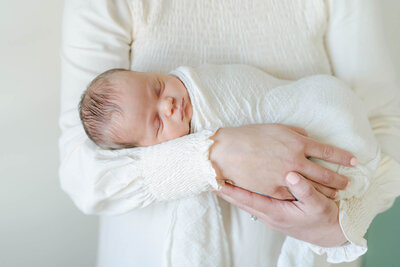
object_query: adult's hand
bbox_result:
[209,124,356,199]
[214,172,347,247]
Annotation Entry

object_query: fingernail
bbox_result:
[345,180,351,189]
[350,157,358,166]
[333,191,338,199]
[287,172,300,185]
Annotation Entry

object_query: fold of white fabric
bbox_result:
[164,193,231,267]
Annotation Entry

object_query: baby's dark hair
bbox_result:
[79,68,131,149]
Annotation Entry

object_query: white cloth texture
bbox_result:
[59,0,400,266]
[170,64,382,267]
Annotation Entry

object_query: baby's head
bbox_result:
[79,69,193,149]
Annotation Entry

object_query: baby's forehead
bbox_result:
[95,75,135,102]
[108,71,131,87]
[111,71,143,90]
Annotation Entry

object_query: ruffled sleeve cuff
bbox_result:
[307,198,368,263]
[136,129,219,202]
[309,154,400,263]
[308,241,366,263]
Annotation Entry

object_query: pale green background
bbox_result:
[363,199,400,267]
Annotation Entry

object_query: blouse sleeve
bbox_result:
[309,0,400,262]
[59,0,218,215]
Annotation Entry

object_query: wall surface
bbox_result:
[0,1,98,267]
[0,1,398,267]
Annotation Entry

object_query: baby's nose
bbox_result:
[160,97,175,117]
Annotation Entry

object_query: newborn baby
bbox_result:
[80,64,379,196]
[79,68,193,149]
[79,64,380,267]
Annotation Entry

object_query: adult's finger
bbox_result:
[299,160,349,190]
[285,125,308,137]
[305,140,358,167]
[309,180,338,199]
[214,183,282,219]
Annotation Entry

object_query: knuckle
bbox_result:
[282,156,295,169]
[322,145,334,160]
[320,204,332,215]
[293,138,306,151]
[314,202,327,214]
[314,201,333,215]
[301,184,314,198]
[291,158,305,170]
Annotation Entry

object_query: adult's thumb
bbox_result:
[286,172,319,204]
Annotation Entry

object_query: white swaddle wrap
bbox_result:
[166,64,380,267]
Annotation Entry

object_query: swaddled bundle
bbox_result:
[166,64,380,267]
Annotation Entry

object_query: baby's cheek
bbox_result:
[177,123,189,137]
[164,123,188,141]
[176,122,190,138]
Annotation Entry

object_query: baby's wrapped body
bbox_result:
[170,64,380,267]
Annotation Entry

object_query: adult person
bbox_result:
[59,1,400,266]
